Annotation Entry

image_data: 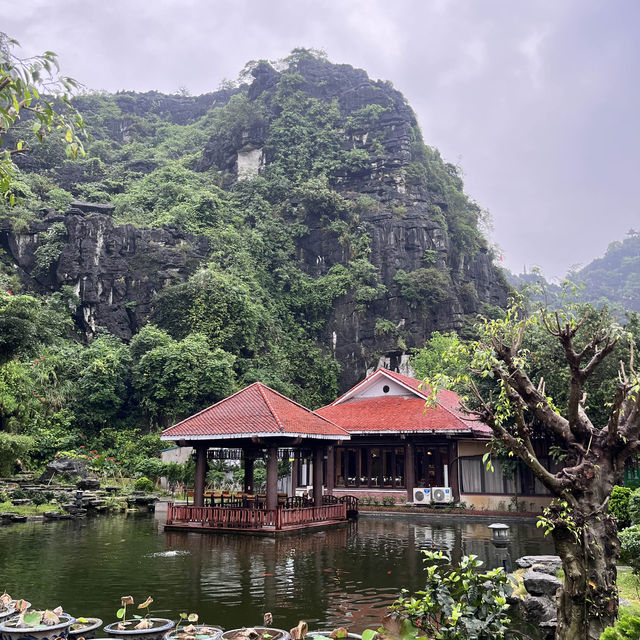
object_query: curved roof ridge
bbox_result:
[256,382,285,432]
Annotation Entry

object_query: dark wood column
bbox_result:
[448,441,460,502]
[194,443,208,507]
[266,445,279,511]
[291,455,300,496]
[326,444,335,495]
[243,452,255,493]
[405,441,415,503]
[313,445,324,506]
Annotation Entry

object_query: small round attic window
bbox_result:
[383,385,390,393]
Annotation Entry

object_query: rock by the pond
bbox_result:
[9,514,27,523]
[77,478,101,490]
[524,570,562,597]
[126,493,159,506]
[40,456,88,482]
[516,555,562,569]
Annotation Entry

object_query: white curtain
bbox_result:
[461,458,483,492]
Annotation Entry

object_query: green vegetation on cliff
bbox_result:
[0,48,506,468]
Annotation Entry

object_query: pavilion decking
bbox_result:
[165,500,349,533]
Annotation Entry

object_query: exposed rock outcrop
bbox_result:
[1,211,210,339]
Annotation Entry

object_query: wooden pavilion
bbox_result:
[161,382,354,533]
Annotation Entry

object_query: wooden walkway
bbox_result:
[165,496,358,534]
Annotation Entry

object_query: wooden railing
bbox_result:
[167,502,346,530]
[279,503,346,527]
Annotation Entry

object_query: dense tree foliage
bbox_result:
[0,33,85,201]
[0,47,503,476]
[425,300,640,639]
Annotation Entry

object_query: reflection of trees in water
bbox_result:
[1,515,554,633]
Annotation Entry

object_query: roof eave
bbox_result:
[160,431,351,442]
[345,429,472,435]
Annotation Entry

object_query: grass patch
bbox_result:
[617,567,640,615]
[0,501,60,515]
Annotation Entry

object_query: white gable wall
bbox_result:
[353,376,414,398]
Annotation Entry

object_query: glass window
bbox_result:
[461,457,483,492]
[336,448,345,487]
[359,448,369,486]
[394,447,405,488]
[370,448,381,487]
[346,449,358,487]
[382,449,393,487]
[484,461,504,494]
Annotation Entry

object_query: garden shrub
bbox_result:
[619,525,640,575]
[609,485,633,529]
[628,488,640,526]
[133,476,155,492]
[390,551,513,640]
[600,613,640,639]
[0,433,34,477]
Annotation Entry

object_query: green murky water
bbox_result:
[0,505,552,632]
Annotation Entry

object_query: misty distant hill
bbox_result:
[506,231,640,314]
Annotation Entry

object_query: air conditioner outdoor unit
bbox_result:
[412,487,432,505]
[432,486,454,504]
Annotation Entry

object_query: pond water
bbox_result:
[0,505,553,633]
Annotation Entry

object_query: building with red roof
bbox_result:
[162,369,553,520]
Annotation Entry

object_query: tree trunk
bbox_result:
[552,509,619,640]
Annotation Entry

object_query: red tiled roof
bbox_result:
[161,382,349,441]
[319,367,491,436]
[436,388,492,436]
[316,395,472,433]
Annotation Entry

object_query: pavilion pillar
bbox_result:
[266,445,279,511]
[405,441,415,504]
[194,443,208,507]
[448,441,460,502]
[243,451,255,493]
[313,445,324,507]
[291,454,300,497]
[326,444,335,495]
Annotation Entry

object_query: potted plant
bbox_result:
[103,596,173,640]
[306,631,362,640]
[292,623,362,640]
[222,614,289,640]
[165,613,222,640]
[69,617,104,640]
[0,596,30,624]
[0,606,75,640]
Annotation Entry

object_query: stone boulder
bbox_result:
[523,570,562,597]
[516,555,562,569]
[516,555,562,573]
[40,457,88,482]
[77,478,101,490]
[522,595,556,623]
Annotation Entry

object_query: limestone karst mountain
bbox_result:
[1,50,508,399]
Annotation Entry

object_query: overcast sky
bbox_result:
[4,0,639,278]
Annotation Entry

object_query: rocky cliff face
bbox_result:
[200,56,508,388]
[1,203,209,339]
[3,54,508,392]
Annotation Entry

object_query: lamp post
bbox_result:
[488,523,511,572]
